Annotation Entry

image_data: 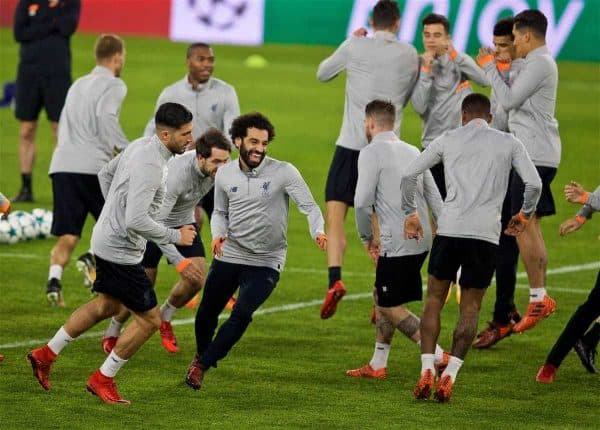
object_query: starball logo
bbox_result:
[347,0,585,57]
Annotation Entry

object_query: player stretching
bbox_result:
[316,0,419,318]
[345,100,447,379]
[404,94,541,402]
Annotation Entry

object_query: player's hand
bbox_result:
[564,181,587,204]
[559,217,584,237]
[495,52,511,64]
[353,27,368,37]
[404,214,423,242]
[364,239,380,265]
[316,234,327,251]
[180,260,204,285]
[177,225,197,246]
[211,236,226,257]
[477,47,495,67]
[504,212,529,236]
[421,52,434,69]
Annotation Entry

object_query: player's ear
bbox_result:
[233,137,242,150]
[486,113,493,124]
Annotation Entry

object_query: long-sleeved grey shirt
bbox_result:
[411,51,490,148]
[92,135,181,265]
[143,76,239,141]
[49,66,128,175]
[490,59,523,131]
[211,157,325,271]
[355,131,442,257]
[578,186,600,220]
[483,45,561,168]
[317,31,419,151]
[401,118,542,245]
[154,151,215,265]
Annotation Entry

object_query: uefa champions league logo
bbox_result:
[188,0,248,30]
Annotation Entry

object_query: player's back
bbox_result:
[51,66,126,175]
[318,32,419,150]
[435,119,518,243]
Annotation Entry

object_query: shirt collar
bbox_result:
[185,75,212,92]
[151,134,175,161]
[93,65,114,77]
[370,130,397,143]
[192,154,206,178]
[238,156,268,177]
[373,30,397,42]
[525,45,549,60]
[465,118,490,128]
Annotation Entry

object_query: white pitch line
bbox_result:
[0,281,594,350]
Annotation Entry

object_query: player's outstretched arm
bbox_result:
[317,39,350,82]
[284,163,325,245]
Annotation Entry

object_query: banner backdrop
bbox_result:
[0,0,597,61]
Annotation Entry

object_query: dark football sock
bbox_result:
[328,266,341,289]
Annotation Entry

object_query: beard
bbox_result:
[240,144,265,169]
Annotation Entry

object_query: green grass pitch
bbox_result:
[0,29,599,428]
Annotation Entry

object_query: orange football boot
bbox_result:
[320,280,347,319]
[345,364,387,380]
[86,370,130,405]
[513,295,556,334]
[414,369,435,400]
[434,375,453,403]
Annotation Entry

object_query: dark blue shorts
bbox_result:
[92,255,157,313]
[375,252,428,307]
[510,166,557,217]
[325,146,359,206]
[50,173,104,237]
[428,235,498,289]
[15,72,70,122]
[141,223,205,269]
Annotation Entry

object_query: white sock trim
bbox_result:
[47,326,74,355]
[530,287,547,302]
[421,353,435,374]
[105,317,123,338]
[369,342,390,370]
[100,351,128,378]
[441,355,464,382]
[48,264,63,281]
[160,300,178,322]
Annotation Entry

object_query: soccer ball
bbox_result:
[32,208,53,239]
[8,210,39,240]
[0,219,22,244]
[190,0,247,30]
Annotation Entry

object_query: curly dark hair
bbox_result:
[195,128,232,158]
[229,112,275,143]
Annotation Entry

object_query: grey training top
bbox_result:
[211,157,325,271]
[490,59,523,131]
[411,52,490,148]
[317,31,419,151]
[92,135,181,265]
[578,186,600,220]
[155,151,215,265]
[49,66,128,175]
[354,131,442,257]
[484,45,561,168]
[401,118,542,245]
[144,76,239,141]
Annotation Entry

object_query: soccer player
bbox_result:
[26,103,201,404]
[473,17,525,349]
[403,94,541,402]
[12,0,80,202]
[44,34,129,306]
[101,129,231,354]
[345,100,447,379]
[184,112,327,390]
[316,0,419,319]
[410,13,489,199]
[477,9,560,334]
[143,42,240,231]
[537,182,600,382]
[574,316,600,374]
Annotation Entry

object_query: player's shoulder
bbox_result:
[209,77,236,92]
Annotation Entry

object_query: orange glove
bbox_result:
[316,234,327,251]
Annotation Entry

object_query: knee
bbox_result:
[19,123,36,141]
[141,312,162,332]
